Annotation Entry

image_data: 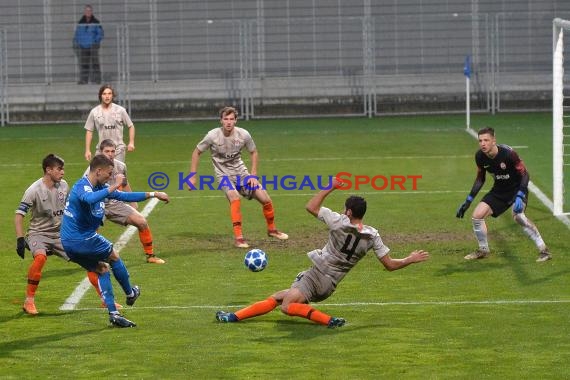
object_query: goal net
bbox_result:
[553,18,570,216]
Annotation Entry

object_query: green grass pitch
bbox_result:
[0,112,569,379]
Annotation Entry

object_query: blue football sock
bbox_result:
[98,271,117,313]
[110,259,133,295]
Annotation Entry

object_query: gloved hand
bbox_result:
[513,190,526,214]
[456,195,474,218]
[16,237,26,259]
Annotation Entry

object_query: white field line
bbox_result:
[59,198,160,311]
[465,128,570,229]
[70,299,570,311]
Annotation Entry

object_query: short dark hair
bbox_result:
[477,127,495,137]
[99,139,116,150]
[98,84,115,102]
[42,154,64,173]
[345,195,367,219]
[219,106,238,119]
[89,154,114,172]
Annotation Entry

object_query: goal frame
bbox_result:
[552,18,570,216]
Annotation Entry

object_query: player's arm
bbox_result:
[187,147,202,190]
[456,166,485,218]
[379,250,429,271]
[511,150,529,194]
[306,177,341,217]
[127,123,135,152]
[85,130,93,161]
[14,212,27,259]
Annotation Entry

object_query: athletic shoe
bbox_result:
[216,311,238,322]
[464,249,489,260]
[536,248,552,262]
[268,230,289,240]
[126,285,140,306]
[23,299,38,315]
[146,254,165,264]
[109,313,136,328]
[327,317,346,328]
[234,238,250,248]
[100,301,123,309]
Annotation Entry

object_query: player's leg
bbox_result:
[107,250,140,305]
[215,291,284,323]
[23,247,47,315]
[512,212,551,262]
[93,261,136,328]
[252,189,288,240]
[126,210,165,264]
[464,197,495,260]
[282,269,344,327]
[225,188,248,247]
[86,271,123,309]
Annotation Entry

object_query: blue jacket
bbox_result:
[74,16,103,49]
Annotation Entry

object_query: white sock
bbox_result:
[472,218,490,252]
[514,213,546,251]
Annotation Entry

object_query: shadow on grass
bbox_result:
[0,326,105,358]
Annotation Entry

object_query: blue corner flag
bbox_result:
[464,55,471,78]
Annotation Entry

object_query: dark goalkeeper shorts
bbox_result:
[482,189,523,217]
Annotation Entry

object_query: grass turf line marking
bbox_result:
[465,128,570,229]
[59,198,160,311]
[71,299,570,311]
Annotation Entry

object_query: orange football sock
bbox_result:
[234,297,278,321]
[139,227,154,255]
[26,254,47,298]
[285,303,331,325]
[230,200,243,238]
[87,271,103,299]
[262,202,276,231]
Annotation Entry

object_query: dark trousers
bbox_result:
[79,46,101,84]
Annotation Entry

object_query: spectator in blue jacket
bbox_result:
[73,5,104,84]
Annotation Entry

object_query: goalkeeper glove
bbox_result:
[16,237,26,259]
[513,190,526,214]
[456,195,474,218]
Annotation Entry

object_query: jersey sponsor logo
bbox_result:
[104,125,117,129]
[83,185,93,192]
[52,209,64,217]
[494,174,510,180]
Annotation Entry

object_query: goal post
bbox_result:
[552,18,570,216]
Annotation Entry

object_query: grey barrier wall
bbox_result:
[0,0,569,123]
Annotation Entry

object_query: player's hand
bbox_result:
[85,151,92,161]
[16,237,26,259]
[113,174,126,190]
[409,249,429,263]
[456,195,474,218]
[513,190,526,214]
[187,176,197,191]
[154,191,170,204]
[127,143,135,152]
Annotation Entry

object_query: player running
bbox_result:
[215,178,429,328]
[456,127,551,262]
[187,106,288,248]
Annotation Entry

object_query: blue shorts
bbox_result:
[62,234,113,271]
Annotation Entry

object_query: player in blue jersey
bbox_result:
[456,127,551,262]
[61,154,169,327]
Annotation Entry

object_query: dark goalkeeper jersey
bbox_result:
[474,144,528,194]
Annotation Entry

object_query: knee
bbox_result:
[96,261,110,274]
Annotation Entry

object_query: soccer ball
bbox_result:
[244,249,268,272]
